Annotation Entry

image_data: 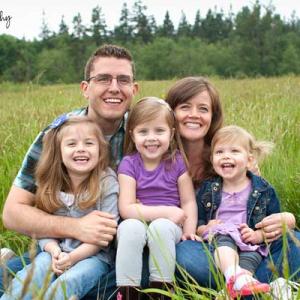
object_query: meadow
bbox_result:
[0,76,299,297]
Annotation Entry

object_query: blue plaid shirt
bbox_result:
[14,107,127,193]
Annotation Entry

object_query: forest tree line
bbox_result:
[1,0,300,83]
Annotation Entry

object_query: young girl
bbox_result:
[1,116,119,300]
[116,97,198,299]
[197,125,279,298]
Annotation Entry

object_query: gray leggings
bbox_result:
[116,218,182,286]
[215,235,263,274]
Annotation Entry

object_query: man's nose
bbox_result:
[108,78,120,93]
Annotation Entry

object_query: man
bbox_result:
[1,44,139,299]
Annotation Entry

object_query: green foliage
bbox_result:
[157,11,175,38]
[0,1,300,82]
[36,48,76,84]
[90,6,108,44]
[0,77,299,246]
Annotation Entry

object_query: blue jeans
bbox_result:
[0,252,109,300]
[175,230,300,289]
[0,249,149,300]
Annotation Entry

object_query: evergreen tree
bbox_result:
[234,2,270,75]
[72,13,86,39]
[90,6,108,44]
[39,11,51,40]
[157,11,174,37]
[192,10,202,37]
[114,3,133,43]
[200,8,229,42]
[149,15,157,36]
[58,15,69,35]
[177,11,191,37]
[131,0,153,43]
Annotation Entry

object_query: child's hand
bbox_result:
[206,219,222,230]
[50,247,63,275]
[53,252,72,275]
[182,233,202,241]
[240,223,263,244]
[196,219,222,236]
[167,207,186,225]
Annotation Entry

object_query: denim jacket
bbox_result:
[196,171,281,230]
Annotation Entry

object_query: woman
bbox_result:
[165,76,300,288]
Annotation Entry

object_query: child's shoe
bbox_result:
[227,272,270,298]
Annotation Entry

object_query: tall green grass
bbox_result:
[0,77,299,298]
[0,77,299,245]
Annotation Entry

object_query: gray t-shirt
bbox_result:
[38,167,119,265]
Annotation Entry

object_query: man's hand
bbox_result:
[240,223,263,244]
[76,211,117,246]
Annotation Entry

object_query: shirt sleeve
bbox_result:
[13,131,46,193]
[117,155,136,180]
[175,153,188,178]
[38,238,60,251]
[97,168,120,223]
[13,108,87,194]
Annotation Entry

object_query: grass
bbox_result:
[0,77,299,298]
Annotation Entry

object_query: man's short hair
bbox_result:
[84,44,135,80]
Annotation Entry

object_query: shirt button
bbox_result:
[207,202,211,208]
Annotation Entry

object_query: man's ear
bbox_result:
[80,81,89,100]
[132,82,139,97]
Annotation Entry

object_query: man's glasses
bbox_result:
[86,74,133,86]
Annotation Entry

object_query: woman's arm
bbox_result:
[255,187,294,242]
[178,172,197,237]
[118,174,186,224]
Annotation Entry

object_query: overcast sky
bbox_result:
[1,0,299,40]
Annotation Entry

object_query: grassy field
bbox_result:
[0,76,299,247]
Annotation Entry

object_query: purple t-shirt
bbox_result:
[203,183,268,256]
[118,152,187,207]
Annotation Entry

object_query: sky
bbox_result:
[0,0,299,40]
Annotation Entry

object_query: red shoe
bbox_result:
[117,291,123,300]
[227,273,270,298]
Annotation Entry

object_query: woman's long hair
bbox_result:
[35,116,109,213]
[165,77,223,183]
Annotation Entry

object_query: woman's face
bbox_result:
[174,90,212,143]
